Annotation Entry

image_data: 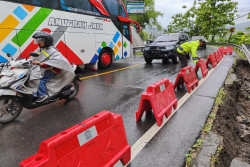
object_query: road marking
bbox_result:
[126,60,224,166]
[80,63,144,80]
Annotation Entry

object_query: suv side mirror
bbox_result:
[147,39,153,44]
[181,37,186,41]
[29,52,39,57]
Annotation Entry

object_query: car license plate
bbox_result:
[152,51,159,54]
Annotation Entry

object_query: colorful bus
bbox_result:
[0,0,140,70]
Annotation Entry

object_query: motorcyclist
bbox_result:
[30,32,75,103]
[176,39,206,68]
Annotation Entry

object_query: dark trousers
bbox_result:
[177,51,188,68]
[37,70,57,97]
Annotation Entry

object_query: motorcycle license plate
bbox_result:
[1,70,14,76]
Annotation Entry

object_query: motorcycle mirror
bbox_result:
[6,53,14,60]
[29,52,39,57]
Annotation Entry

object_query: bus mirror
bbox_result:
[136,25,140,33]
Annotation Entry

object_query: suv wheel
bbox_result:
[144,56,152,64]
[172,55,178,64]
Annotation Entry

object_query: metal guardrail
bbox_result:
[132,46,145,56]
[208,42,250,64]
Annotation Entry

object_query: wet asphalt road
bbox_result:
[0,46,219,167]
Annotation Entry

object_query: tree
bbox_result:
[246,13,250,30]
[195,0,238,41]
[126,0,163,30]
[167,0,198,36]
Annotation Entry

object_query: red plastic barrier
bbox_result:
[214,50,222,63]
[219,46,233,55]
[136,78,178,126]
[20,111,130,167]
[195,58,208,78]
[206,53,217,68]
[174,66,199,93]
[219,48,224,58]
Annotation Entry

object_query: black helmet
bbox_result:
[32,32,53,48]
[199,39,206,44]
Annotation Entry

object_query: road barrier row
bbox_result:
[20,46,233,167]
[136,46,232,127]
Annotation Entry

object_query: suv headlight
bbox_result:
[144,47,150,51]
[165,46,175,51]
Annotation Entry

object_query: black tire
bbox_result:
[144,56,152,64]
[162,59,169,64]
[0,96,23,124]
[65,80,79,100]
[172,55,178,64]
[98,50,112,69]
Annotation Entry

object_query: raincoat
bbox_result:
[27,46,75,96]
[177,40,200,63]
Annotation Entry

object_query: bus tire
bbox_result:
[98,50,112,69]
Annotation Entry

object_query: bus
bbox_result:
[0,0,140,70]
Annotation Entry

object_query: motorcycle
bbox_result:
[0,53,81,124]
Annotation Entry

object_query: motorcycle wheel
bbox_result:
[65,80,79,100]
[0,96,23,124]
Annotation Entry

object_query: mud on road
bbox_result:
[213,58,250,166]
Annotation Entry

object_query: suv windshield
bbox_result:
[191,36,202,41]
[154,34,179,42]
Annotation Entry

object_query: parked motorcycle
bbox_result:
[0,53,81,124]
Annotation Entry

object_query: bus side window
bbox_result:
[123,24,130,40]
[60,0,91,12]
[31,0,59,9]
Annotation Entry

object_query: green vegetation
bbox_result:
[215,88,226,105]
[167,0,238,40]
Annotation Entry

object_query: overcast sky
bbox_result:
[155,0,250,28]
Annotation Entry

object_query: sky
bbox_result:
[155,0,250,28]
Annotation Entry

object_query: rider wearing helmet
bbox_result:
[30,32,74,103]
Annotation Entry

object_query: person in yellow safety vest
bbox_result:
[176,39,206,68]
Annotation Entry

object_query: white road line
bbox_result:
[126,59,224,166]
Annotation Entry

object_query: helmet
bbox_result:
[32,32,53,48]
[199,39,206,44]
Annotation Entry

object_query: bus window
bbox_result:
[60,0,103,16]
[119,2,126,17]
[6,0,59,9]
[102,0,119,16]
[60,0,91,11]
[122,24,130,40]
[32,0,59,9]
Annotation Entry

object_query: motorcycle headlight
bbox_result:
[165,46,175,51]
[0,78,16,88]
[144,47,150,51]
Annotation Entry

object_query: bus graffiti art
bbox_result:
[0,0,140,69]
